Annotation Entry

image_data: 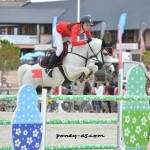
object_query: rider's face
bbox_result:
[82,23,91,31]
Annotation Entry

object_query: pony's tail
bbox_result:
[18,64,31,87]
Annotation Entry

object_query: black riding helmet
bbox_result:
[80,15,93,26]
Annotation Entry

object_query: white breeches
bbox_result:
[53,26,71,57]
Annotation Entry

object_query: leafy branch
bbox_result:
[0,40,20,70]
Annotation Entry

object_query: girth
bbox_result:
[58,65,73,87]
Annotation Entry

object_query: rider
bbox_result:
[47,15,93,77]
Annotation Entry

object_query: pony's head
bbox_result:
[101,39,115,74]
[88,38,115,74]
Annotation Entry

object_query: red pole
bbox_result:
[118,25,122,69]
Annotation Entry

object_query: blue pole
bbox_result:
[52,16,58,48]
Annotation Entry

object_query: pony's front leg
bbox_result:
[83,65,98,81]
[88,65,98,74]
[68,66,90,79]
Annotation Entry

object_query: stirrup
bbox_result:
[47,69,53,78]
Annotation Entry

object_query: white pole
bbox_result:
[77,0,80,41]
[117,26,124,149]
[118,69,124,149]
[77,0,80,22]
[57,86,64,112]
[29,0,70,2]
[140,30,142,62]
[41,88,47,150]
[59,86,62,95]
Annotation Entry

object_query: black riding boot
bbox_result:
[46,52,58,77]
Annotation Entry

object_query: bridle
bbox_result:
[88,43,114,71]
[69,42,113,69]
[88,43,104,65]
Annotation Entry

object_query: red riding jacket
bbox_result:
[56,22,92,46]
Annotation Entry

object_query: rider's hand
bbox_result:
[86,38,92,43]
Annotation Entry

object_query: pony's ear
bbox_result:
[102,39,106,47]
[111,40,117,46]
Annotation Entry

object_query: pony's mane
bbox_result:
[68,38,102,50]
[92,38,100,41]
[91,38,102,45]
[90,38,102,48]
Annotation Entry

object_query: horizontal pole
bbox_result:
[0,146,12,150]
[0,95,16,101]
[0,95,150,101]
[45,144,118,149]
[0,118,117,125]
[0,95,42,101]
[0,144,118,150]
[0,88,18,91]
[0,120,11,125]
[50,95,150,101]
[46,118,117,124]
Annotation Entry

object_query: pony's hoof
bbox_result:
[79,73,86,83]
[86,71,93,80]
[80,78,84,83]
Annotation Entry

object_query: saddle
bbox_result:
[40,41,69,68]
[57,41,68,65]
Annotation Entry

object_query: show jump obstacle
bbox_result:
[0,65,150,150]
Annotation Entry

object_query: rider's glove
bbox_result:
[86,38,92,43]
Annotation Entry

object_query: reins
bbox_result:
[87,43,104,65]
[68,42,105,67]
[68,42,113,70]
[68,47,89,67]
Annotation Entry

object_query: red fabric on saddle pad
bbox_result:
[32,69,42,78]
